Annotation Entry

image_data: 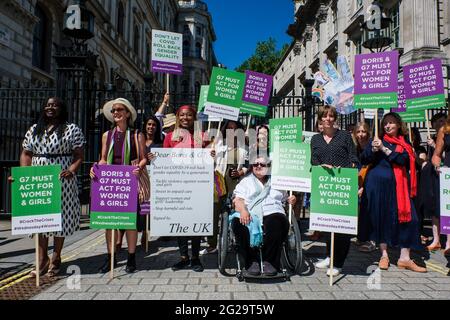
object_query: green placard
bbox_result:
[11,165,62,235]
[12,165,62,216]
[399,110,426,123]
[406,94,446,111]
[310,166,358,235]
[198,85,209,112]
[90,212,137,229]
[271,142,311,192]
[354,92,398,109]
[207,67,245,109]
[269,117,303,151]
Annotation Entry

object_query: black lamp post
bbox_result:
[361,1,393,52]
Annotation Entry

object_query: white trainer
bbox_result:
[314,257,330,269]
[326,267,342,277]
[199,247,218,255]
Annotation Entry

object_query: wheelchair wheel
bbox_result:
[218,210,231,276]
[282,212,303,275]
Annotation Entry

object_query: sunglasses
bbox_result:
[111,108,126,113]
[254,162,270,168]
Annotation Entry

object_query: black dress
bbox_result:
[359,139,420,249]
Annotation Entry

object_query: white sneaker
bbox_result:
[314,257,330,269]
[326,267,342,277]
[199,247,218,255]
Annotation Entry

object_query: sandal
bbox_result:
[47,258,62,277]
[29,256,50,278]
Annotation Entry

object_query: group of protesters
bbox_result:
[16,94,450,278]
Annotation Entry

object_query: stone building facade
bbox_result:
[0,0,217,93]
[273,0,450,100]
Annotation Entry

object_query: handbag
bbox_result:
[131,130,151,204]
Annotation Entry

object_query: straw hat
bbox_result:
[102,98,137,123]
[163,113,176,129]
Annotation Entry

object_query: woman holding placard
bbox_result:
[164,105,208,272]
[231,155,295,276]
[311,105,359,277]
[91,98,147,274]
[360,112,426,272]
[20,97,86,277]
[431,114,450,256]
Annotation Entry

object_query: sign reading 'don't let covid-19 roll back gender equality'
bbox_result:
[149,148,214,237]
[403,59,445,111]
[90,165,138,229]
[204,67,245,121]
[11,165,62,235]
[439,167,450,235]
[310,167,358,235]
[354,51,398,109]
[151,29,183,75]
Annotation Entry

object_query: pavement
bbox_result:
[1,218,448,300]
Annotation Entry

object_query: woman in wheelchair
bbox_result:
[231,156,297,276]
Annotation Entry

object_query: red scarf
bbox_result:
[383,134,417,223]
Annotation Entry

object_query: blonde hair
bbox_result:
[352,122,371,152]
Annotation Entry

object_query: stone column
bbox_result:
[316,4,328,67]
[303,24,314,79]
[400,0,446,65]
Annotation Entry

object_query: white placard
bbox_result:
[151,29,183,75]
[149,148,214,236]
[204,103,240,121]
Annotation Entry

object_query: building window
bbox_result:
[195,42,202,59]
[356,38,362,54]
[117,2,125,37]
[133,25,140,56]
[146,43,151,69]
[196,26,202,36]
[390,3,400,48]
[183,40,190,57]
[195,81,201,95]
[356,0,363,9]
[181,80,189,93]
[32,3,51,72]
[183,24,190,34]
[332,8,338,35]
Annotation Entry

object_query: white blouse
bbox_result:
[233,174,287,217]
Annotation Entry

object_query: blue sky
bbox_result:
[205,0,293,70]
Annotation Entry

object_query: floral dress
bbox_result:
[22,123,86,237]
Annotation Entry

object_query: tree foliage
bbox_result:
[235,37,289,75]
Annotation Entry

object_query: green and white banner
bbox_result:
[400,110,426,123]
[269,117,302,151]
[204,67,245,121]
[11,165,62,235]
[271,142,311,192]
[310,167,358,235]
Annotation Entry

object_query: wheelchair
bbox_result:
[217,198,303,282]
